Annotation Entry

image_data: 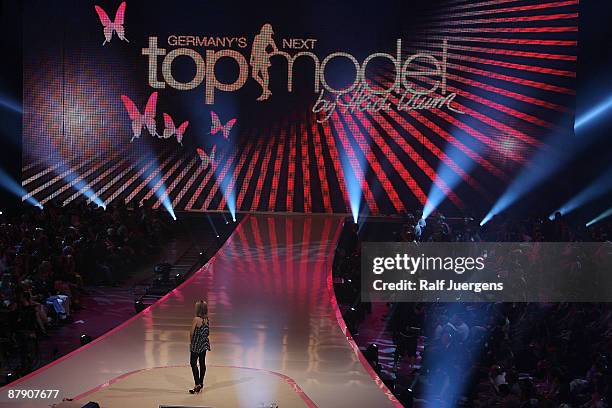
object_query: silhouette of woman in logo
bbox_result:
[250,23,278,101]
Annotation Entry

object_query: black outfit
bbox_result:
[190,318,211,386]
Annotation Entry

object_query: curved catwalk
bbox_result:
[0,214,397,408]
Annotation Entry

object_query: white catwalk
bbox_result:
[1,215,398,408]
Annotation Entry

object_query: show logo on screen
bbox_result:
[141,23,463,122]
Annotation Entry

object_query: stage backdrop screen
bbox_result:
[22,0,579,215]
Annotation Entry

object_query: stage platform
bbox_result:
[55,366,313,408]
[1,215,398,408]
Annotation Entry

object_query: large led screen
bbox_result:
[22,0,579,214]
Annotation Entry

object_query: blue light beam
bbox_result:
[0,167,43,208]
[206,213,220,238]
[214,164,237,222]
[575,94,612,131]
[586,207,612,227]
[551,166,612,219]
[0,93,22,114]
[481,131,579,226]
[424,143,478,219]
[340,152,363,224]
[482,91,612,226]
[143,164,176,220]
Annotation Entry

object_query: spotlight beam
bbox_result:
[48,165,105,208]
[424,142,479,219]
[205,213,220,238]
[211,146,238,222]
[481,143,565,225]
[215,168,237,222]
[336,132,365,224]
[133,153,177,220]
[481,130,592,225]
[552,166,612,218]
[0,93,22,114]
[586,207,612,227]
[482,92,612,225]
[0,167,43,208]
[148,177,176,221]
[575,94,612,131]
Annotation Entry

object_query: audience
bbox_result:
[0,199,170,377]
[334,212,612,407]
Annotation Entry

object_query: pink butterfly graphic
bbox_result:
[94,2,129,46]
[120,92,158,142]
[197,146,217,168]
[210,111,237,140]
[162,113,189,145]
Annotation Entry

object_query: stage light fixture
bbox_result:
[158,195,177,221]
[134,300,146,313]
[174,273,184,285]
[80,334,92,346]
[480,213,494,226]
[364,343,379,365]
[5,371,17,384]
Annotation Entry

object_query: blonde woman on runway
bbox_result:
[188,300,211,394]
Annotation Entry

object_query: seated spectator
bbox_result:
[0,201,172,378]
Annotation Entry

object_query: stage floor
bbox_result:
[1,215,398,408]
[55,366,314,408]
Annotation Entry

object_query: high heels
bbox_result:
[188,384,202,394]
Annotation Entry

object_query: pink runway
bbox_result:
[1,215,398,408]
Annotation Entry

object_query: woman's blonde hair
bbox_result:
[194,300,208,318]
